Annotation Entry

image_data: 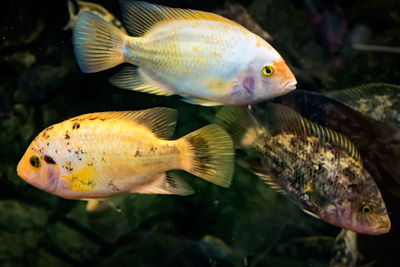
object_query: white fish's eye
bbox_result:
[262,66,274,77]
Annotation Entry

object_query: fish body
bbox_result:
[215,104,390,234]
[64,0,127,33]
[330,229,358,267]
[73,1,296,106]
[17,108,234,200]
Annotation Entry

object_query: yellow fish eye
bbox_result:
[361,203,372,215]
[262,65,274,77]
[30,155,41,168]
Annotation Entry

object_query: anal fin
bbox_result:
[132,172,194,196]
[109,66,173,96]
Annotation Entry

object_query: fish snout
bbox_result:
[284,80,297,91]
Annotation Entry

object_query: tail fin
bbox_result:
[73,11,126,73]
[215,106,262,148]
[179,125,234,188]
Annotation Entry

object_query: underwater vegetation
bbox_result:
[1,0,400,266]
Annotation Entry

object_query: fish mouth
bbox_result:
[283,80,297,91]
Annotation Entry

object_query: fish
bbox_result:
[324,83,400,127]
[215,103,391,234]
[72,1,297,106]
[17,107,234,200]
[330,229,358,267]
[63,0,127,33]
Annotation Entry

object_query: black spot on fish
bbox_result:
[65,133,70,140]
[67,149,71,153]
[43,155,56,164]
[135,150,140,157]
[72,122,80,130]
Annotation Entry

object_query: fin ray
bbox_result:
[261,103,362,163]
[68,107,177,139]
[180,124,234,188]
[73,11,126,73]
[120,1,242,36]
[109,66,173,96]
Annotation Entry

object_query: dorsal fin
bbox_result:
[264,103,362,163]
[325,82,400,101]
[67,107,177,139]
[120,1,242,36]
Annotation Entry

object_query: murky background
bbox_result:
[1,0,400,266]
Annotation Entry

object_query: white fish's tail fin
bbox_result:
[178,125,234,188]
[215,106,262,149]
[73,11,126,73]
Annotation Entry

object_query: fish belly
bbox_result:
[127,20,257,100]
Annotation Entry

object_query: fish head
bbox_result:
[17,138,60,193]
[250,43,297,101]
[322,169,391,235]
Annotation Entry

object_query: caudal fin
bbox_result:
[215,106,262,148]
[179,125,234,188]
[73,11,126,73]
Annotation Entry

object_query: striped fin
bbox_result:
[237,158,286,194]
[179,124,234,188]
[120,1,242,36]
[109,66,173,96]
[67,107,177,139]
[325,82,400,102]
[264,103,362,163]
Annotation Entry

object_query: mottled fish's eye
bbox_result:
[30,155,41,168]
[361,203,372,215]
[262,65,274,77]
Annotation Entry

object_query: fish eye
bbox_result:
[361,203,372,215]
[30,155,41,168]
[262,66,274,77]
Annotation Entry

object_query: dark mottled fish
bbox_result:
[325,83,400,127]
[63,0,127,33]
[330,229,358,267]
[216,103,390,234]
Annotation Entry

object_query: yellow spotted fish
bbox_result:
[17,108,234,200]
[72,1,296,106]
[63,0,127,33]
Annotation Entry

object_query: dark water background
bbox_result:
[1,0,400,266]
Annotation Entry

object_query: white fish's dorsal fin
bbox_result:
[132,172,194,196]
[109,66,173,96]
[237,158,286,194]
[265,103,362,163]
[67,107,177,139]
[120,1,242,36]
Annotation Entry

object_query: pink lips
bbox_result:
[284,80,297,91]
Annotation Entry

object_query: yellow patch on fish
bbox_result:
[63,166,97,192]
